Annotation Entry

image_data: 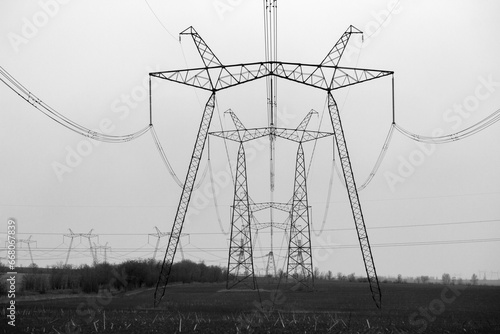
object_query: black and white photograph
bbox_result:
[1,1,499,333]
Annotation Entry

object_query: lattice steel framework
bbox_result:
[226,142,256,289]
[153,24,392,308]
[154,93,216,306]
[18,235,37,266]
[63,229,98,266]
[284,110,318,290]
[287,143,314,289]
[327,93,381,305]
[212,109,330,289]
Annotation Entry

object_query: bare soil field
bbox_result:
[2,280,500,333]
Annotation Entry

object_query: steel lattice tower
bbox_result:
[93,242,111,264]
[152,19,393,308]
[226,142,256,289]
[211,108,331,289]
[18,235,37,266]
[286,143,314,289]
[63,229,99,266]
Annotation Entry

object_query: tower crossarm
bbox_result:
[275,128,333,143]
[224,109,246,131]
[320,25,363,67]
[296,109,318,132]
[180,26,223,68]
[250,202,291,213]
[151,62,392,92]
[209,127,333,143]
[148,226,170,239]
[254,221,289,230]
[209,127,270,142]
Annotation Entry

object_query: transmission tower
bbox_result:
[152,4,393,308]
[251,202,290,279]
[213,109,326,289]
[148,226,188,261]
[93,242,111,264]
[226,139,256,289]
[63,229,99,266]
[18,235,37,266]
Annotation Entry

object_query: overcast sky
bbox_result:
[1,0,499,280]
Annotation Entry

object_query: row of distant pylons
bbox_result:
[4,227,187,267]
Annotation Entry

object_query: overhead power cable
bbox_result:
[394,108,500,144]
[0,66,151,143]
[150,125,208,190]
[1,65,211,189]
[332,123,396,192]
[4,218,497,237]
[11,237,498,255]
[143,0,178,42]
[207,137,228,235]
[354,123,395,191]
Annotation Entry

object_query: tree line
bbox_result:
[0,259,486,296]
[0,259,226,295]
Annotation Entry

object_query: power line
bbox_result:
[5,191,497,209]
[4,236,500,254]
[2,219,498,237]
[395,108,500,144]
[0,66,151,143]
[143,0,178,41]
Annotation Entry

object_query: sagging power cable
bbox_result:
[150,125,208,190]
[394,108,500,144]
[0,66,151,143]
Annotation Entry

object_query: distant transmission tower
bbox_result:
[152,0,394,309]
[94,242,111,264]
[63,229,99,266]
[18,235,37,266]
[148,226,188,261]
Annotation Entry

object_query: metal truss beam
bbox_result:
[154,93,216,307]
[210,127,333,143]
[151,62,393,92]
[180,26,223,68]
[224,109,246,131]
[211,109,328,143]
[327,92,381,308]
[227,142,256,289]
[254,220,289,231]
[296,109,318,131]
[320,25,362,67]
[250,202,291,213]
[287,143,314,289]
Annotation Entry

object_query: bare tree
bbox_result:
[314,267,320,280]
[471,273,478,285]
[442,273,451,285]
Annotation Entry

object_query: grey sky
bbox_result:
[1,0,499,280]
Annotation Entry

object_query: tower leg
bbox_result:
[154,93,216,307]
[65,238,74,266]
[227,142,256,289]
[265,251,277,279]
[287,143,314,289]
[327,92,382,308]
